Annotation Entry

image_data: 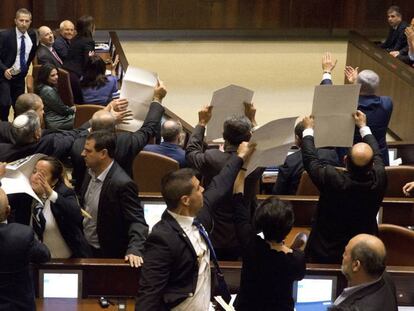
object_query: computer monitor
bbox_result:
[142,201,167,232]
[39,269,82,298]
[293,275,337,311]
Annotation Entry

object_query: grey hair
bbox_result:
[162,119,182,142]
[11,110,41,145]
[357,70,380,95]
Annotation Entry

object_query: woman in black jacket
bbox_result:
[29,156,91,258]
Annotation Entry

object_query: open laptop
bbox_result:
[39,269,82,298]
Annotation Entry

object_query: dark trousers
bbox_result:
[68,70,83,104]
[89,245,104,258]
[0,75,25,121]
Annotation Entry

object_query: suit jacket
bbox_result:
[144,142,187,168]
[380,21,409,52]
[63,36,94,77]
[332,273,398,311]
[53,36,70,61]
[0,124,89,162]
[0,222,50,310]
[36,44,63,68]
[79,161,148,258]
[0,28,37,80]
[320,78,393,165]
[302,134,387,264]
[8,182,91,258]
[273,147,340,195]
[71,101,164,193]
[186,124,263,253]
[136,155,243,311]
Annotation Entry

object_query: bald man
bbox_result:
[301,111,387,264]
[0,187,50,310]
[144,119,187,167]
[36,25,63,67]
[330,234,398,310]
[53,20,75,61]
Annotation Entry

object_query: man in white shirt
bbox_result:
[136,141,254,310]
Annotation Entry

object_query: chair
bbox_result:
[133,151,179,193]
[26,64,41,93]
[57,68,75,107]
[296,171,319,195]
[73,104,103,128]
[384,166,414,197]
[378,224,414,266]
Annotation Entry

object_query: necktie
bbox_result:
[51,48,63,65]
[20,35,26,73]
[32,201,46,241]
[193,219,231,303]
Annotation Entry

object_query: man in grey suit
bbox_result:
[36,26,63,67]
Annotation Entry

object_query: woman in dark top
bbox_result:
[63,15,95,103]
[35,64,75,130]
[29,156,91,258]
[81,54,119,105]
[232,170,306,311]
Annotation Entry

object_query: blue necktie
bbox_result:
[193,219,231,303]
[20,35,26,73]
[32,201,46,241]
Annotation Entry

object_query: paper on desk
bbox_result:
[206,85,254,142]
[118,66,158,132]
[1,153,45,202]
[246,117,297,175]
[312,84,361,148]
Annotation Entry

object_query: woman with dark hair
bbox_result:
[232,170,306,310]
[28,156,91,258]
[35,64,75,130]
[81,54,119,105]
[63,15,95,103]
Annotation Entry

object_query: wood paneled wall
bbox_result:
[1,0,414,36]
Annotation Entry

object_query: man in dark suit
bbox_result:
[273,120,340,195]
[330,234,398,311]
[0,187,50,310]
[380,6,408,54]
[301,111,387,264]
[0,8,38,121]
[53,20,75,61]
[136,142,254,310]
[320,53,393,165]
[71,83,166,192]
[36,26,63,67]
[79,130,148,267]
[144,119,187,167]
[185,103,261,260]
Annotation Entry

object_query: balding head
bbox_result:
[346,142,374,175]
[162,119,182,144]
[15,93,44,123]
[38,26,54,46]
[0,188,10,222]
[91,110,116,132]
[345,234,386,279]
[59,20,75,40]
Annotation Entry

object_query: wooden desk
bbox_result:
[36,298,135,311]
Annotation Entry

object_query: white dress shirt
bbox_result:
[13,27,33,72]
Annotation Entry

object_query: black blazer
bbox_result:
[53,36,70,61]
[71,101,164,192]
[136,155,244,311]
[302,134,387,264]
[0,223,50,310]
[332,273,398,311]
[63,35,94,77]
[380,21,409,52]
[273,147,340,195]
[79,161,148,258]
[8,182,91,258]
[0,28,37,79]
[36,44,63,68]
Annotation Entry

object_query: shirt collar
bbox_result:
[41,43,53,50]
[88,160,114,182]
[16,27,26,37]
[343,276,382,295]
[167,210,194,229]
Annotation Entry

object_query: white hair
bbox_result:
[357,70,380,95]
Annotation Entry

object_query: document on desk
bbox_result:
[206,84,254,142]
[246,117,297,176]
[118,66,158,132]
[1,153,45,202]
[312,84,361,148]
